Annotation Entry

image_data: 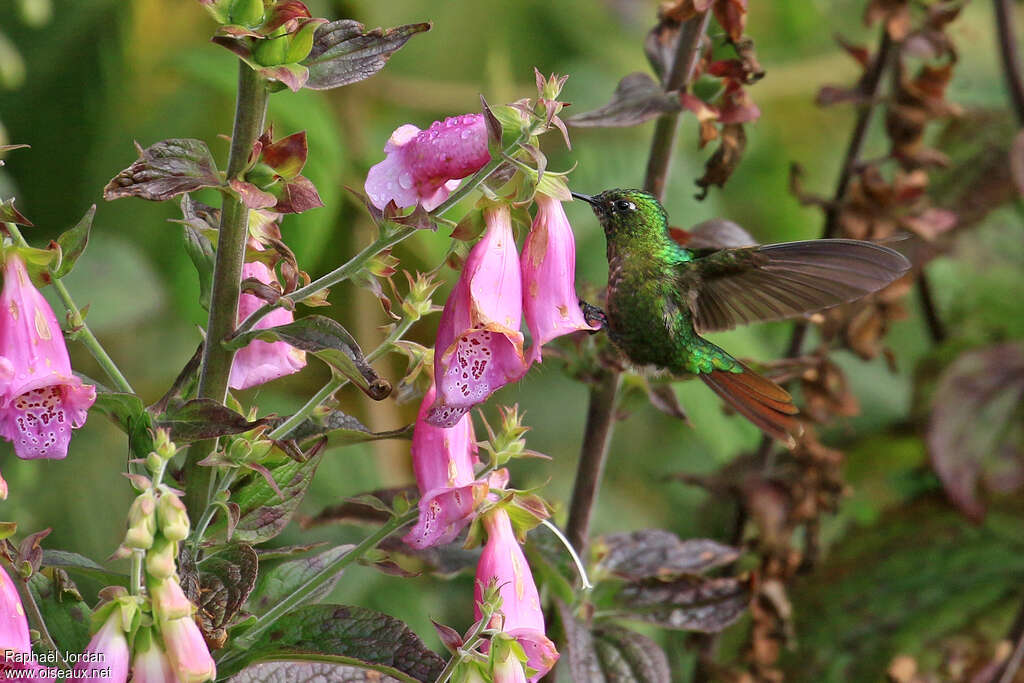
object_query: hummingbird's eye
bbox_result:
[612,199,636,214]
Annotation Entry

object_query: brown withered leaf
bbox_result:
[865,0,912,40]
[645,0,713,83]
[927,342,1024,522]
[695,122,746,199]
[645,381,691,424]
[196,544,259,647]
[303,20,432,90]
[799,355,860,423]
[613,574,751,632]
[567,72,681,128]
[595,529,740,581]
[713,0,748,43]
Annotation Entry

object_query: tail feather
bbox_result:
[700,364,802,447]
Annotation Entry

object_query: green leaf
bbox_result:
[210,450,325,544]
[27,571,91,655]
[0,197,33,226]
[247,544,354,616]
[302,20,431,91]
[228,657,411,683]
[51,205,95,279]
[156,398,269,442]
[275,409,413,446]
[226,316,391,400]
[103,138,222,202]
[228,604,444,682]
[90,390,154,457]
[41,550,128,587]
[182,222,215,311]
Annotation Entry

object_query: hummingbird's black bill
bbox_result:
[570,191,597,205]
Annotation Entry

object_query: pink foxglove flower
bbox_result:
[229,246,306,390]
[0,253,95,460]
[161,615,216,683]
[130,636,178,683]
[474,508,558,682]
[427,205,528,427]
[403,384,487,549]
[365,114,489,211]
[0,565,52,681]
[521,193,593,363]
[72,607,130,682]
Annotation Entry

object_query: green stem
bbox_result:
[220,508,417,662]
[130,550,144,596]
[183,60,269,519]
[3,222,133,394]
[434,602,497,683]
[234,145,517,338]
[1,558,68,671]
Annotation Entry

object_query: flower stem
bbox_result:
[565,11,710,559]
[3,222,134,394]
[916,271,947,343]
[995,0,1024,125]
[233,143,519,338]
[183,60,269,519]
[218,508,418,665]
[130,550,144,596]
[434,603,498,683]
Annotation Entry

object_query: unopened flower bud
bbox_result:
[124,490,157,550]
[145,452,163,476]
[161,616,216,683]
[153,429,176,461]
[401,273,441,321]
[156,491,190,542]
[488,405,530,465]
[228,0,263,26]
[149,577,193,622]
[145,537,177,581]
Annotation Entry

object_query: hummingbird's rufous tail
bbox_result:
[700,363,802,447]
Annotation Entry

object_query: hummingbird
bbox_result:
[571,188,910,446]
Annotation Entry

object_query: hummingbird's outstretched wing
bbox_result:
[678,239,910,333]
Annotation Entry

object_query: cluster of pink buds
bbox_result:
[0,250,96,493]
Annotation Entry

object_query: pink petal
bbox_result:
[72,612,130,682]
[411,385,478,494]
[365,115,490,211]
[521,194,593,363]
[402,480,488,550]
[0,565,30,653]
[161,616,216,683]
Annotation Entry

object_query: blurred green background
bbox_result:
[0,1,1021,679]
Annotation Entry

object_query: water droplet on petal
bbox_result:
[398,172,413,189]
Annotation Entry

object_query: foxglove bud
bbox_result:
[156,491,189,542]
[124,490,157,550]
[161,616,216,683]
[145,537,176,580]
[149,577,193,622]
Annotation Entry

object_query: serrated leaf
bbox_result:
[51,205,95,279]
[567,73,680,128]
[156,398,269,442]
[595,530,740,581]
[611,575,750,632]
[227,605,444,682]
[41,550,128,587]
[556,600,605,683]
[302,20,431,91]
[183,223,215,311]
[593,624,670,683]
[229,658,408,683]
[27,571,91,655]
[274,409,413,446]
[226,316,391,400]
[248,544,355,616]
[196,544,259,636]
[211,450,324,544]
[103,139,222,202]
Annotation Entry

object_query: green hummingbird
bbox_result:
[571,188,910,446]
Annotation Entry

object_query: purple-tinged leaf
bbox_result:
[229,660,407,683]
[156,398,270,442]
[595,530,740,581]
[0,198,32,226]
[612,575,751,632]
[275,175,324,214]
[194,544,259,639]
[271,409,412,447]
[431,620,463,654]
[103,139,221,202]
[211,449,325,544]
[226,315,391,400]
[593,624,671,683]
[50,206,95,280]
[259,63,309,92]
[555,600,605,683]
[261,131,308,179]
[226,605,444,682]
[644,15,681,86]
[644,383,690,425]
[567,73,680,128]
[248,544,355,616]
[302,20,431,90]
[41,550,127,587]
[230,179,278,209]
[927,342,1024,522]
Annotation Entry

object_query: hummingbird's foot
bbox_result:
[580,301,608,333]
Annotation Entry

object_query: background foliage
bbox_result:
[0,0,1021,679]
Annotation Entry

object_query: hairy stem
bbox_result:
[183,61,269,519]
[3,222,134,394]
[996,0,1024,125]
[565,11,711,559]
